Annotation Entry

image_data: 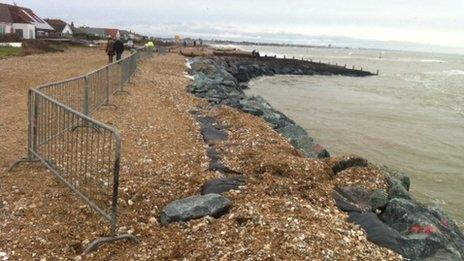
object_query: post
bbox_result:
[376,69,379,75]
[293,56,295,59]
[360,67,363,71]
[352,65,355,70]
[31,90,38,156]
[335,63,338,66]
[83,75,89,116]
[284,55,286,59]
[105,66,110,104]
[344,64,346,68]
[119,62,124,92]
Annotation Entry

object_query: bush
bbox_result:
[0,33,22,43]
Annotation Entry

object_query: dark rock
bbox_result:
[333,189,362,213]
[277,124,317,158]
[369,189,389,210]
[200,126,228,146]
[387,177,412,200]
[160,194,231,225]
[381,198,464,260]
[347,212,404,254]
[335,186,371,212]
[383,166,411,191]
[201,176,246,195]
[331,156,369,175]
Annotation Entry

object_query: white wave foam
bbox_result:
[442,70,464,76]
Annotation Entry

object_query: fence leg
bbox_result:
[83,234,140,255]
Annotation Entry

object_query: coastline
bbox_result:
[186,52,464,260]
[0,47,461,259]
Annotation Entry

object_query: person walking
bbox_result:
[106,37,115,63]
[114,38,124,61]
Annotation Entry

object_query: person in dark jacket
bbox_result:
[113,38,124,61]
[106,37,115,63]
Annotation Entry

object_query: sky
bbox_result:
[8,0,464,53]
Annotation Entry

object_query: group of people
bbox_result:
[105,38,125,63]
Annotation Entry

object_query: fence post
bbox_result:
[83,75,89,115]
[119,62,124,92]
[31,90,38,156]
[105,66,110,104]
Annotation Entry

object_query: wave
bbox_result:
[442,70,464,76]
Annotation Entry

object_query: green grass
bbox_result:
[0,46,24,59]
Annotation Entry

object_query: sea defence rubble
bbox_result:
[185,55,464,260]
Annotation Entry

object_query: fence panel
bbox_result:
[10,47,154,253]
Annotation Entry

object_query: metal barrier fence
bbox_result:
[10,47,154,253]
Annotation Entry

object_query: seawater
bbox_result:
[235,44,464,225]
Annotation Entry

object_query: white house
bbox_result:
[0,3,53,39]
[45,19,73,38]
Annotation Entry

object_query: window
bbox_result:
[15,29,23,38]
[0,24,5,35]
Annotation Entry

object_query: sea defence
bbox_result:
[186,54,464,260]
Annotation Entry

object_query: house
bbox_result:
[44,19,72,38]
[79,26,120,39]
[105,28,120,39]
[0,3,53,39]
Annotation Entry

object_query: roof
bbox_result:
[0,3,53,30]
[44,19,68,32]
[78,27,107,36]
[105,28,119,39]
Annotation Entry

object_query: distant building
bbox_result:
[44,19,73,38]
[0,3,53,39]
[78,26,120,39]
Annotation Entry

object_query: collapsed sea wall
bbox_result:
[186,55,464,260]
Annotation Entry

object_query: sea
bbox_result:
[219,44,464,225]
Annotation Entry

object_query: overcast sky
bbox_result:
[10,0,464,52]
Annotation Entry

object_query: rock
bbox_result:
[369,189,388,210]
[347,212,404,254]
[201,176,245,195]
[333,189,362,213]
[382,166,411,191]
[160,194,231,225]
[200,126,228,146]
[277,124,317,158]
[334,186,371,212]
[381,198,464,260]
[330,156,369,175]
[387,177,411,200]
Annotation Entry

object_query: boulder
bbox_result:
[200,126,228,146]
[330,156,369,175]
[335,186,371,212]
[201,176,245,195]
[348,212,404,254]
[369,189,389,210]
[160,194,231,225]
[381,198,464,260]
[387,177,411,200]
[277,124,317,158]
